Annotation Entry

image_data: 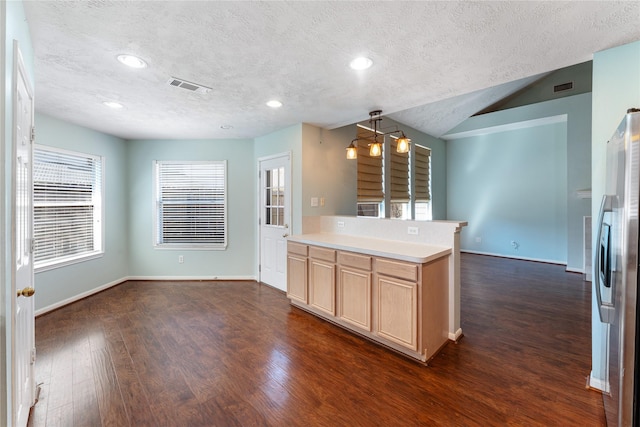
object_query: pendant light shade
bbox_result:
[369,142,382,157]
[396,134,410,154]
[347,110,411,159]
[346,140,358,159]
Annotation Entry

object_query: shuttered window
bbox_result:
[390,138,409,202]
[33,146,103,269]
[155,161,227,249]
[414,145,431,202]
[357,126,383,202]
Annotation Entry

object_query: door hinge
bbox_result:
[30,238,35,254]
[30,126,35,144]
[258,264,261,273]
[31,347,36,364]
[258,170,261,179]
[258,217,261,225]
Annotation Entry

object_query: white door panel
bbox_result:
[13,43,36,427]
[259,154,291,291]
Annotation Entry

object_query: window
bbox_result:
[154,161,227,249]
[33,146,103,270]
[414,145,432,220]
[356,125,384,217]
[355,124,432,220]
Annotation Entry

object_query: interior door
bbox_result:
[259,153,291,291]
[13,43,36,427]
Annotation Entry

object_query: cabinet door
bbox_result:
[375,275,418,351]
[287,254,307,303]
[338,267,371,331]
[309,260,336,315]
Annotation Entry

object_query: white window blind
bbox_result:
[155,161,227,249]
[33,146,103,269]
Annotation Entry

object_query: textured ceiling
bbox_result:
[23,1,640,140]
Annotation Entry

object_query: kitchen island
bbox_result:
[287,216,467,363]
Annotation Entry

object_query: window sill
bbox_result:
[35,251,104,273]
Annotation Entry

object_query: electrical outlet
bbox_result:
[178,255,184,264]
[337,221,345,228]
[408,226,419,235]
[475,237,482,243]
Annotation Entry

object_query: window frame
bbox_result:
[153,160,228,250]
[33,145,105,272]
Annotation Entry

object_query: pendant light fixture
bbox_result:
[346,110,411,159]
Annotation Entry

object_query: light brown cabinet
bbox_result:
[337,252,372,331]
[287,241,450,363]
[286,242,308,303]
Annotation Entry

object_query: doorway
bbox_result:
[258,153,291,291]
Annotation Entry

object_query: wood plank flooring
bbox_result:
[29,254,606,426]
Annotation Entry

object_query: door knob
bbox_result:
[17,287,35,298]
[283,233,289,238]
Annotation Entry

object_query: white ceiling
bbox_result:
[23,1,640,140]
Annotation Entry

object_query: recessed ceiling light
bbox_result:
[220,125,233,130]
[116,54,147,69]
[349,56,373,70]
[102,101,124,109]
[266,100,283,108]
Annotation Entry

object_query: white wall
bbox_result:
[33,114,130,313]
[590,40,640,389]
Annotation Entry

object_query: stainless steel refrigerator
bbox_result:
[596,108,640,426]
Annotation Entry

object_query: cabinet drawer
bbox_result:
[338,251,372,271]
[288,242,308,256]
[309,246,336,263]
[376,259,418,282]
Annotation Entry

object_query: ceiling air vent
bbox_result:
[553,82,574,93]
[167,77,211,94]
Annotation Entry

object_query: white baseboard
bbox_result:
[126,275,257,281]
[448,328,463,342]
[36,276,128,316]
[461,250,566,266]
[36,275,259,316]
[589,371,609,393]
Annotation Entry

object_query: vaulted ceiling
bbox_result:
[23,1,640,140]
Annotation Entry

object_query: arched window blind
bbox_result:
[414,145,431,202]
[155,160,227,248]
[356,126,384,202]
[33,146,103,269]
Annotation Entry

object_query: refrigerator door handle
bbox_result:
[595,194,615,324]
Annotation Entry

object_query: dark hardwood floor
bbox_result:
[29,253,606,426]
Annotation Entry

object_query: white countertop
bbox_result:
[288,233,451,264]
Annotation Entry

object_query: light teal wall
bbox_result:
[1,1,34,423]
[254,124,303,233]
[127,138,255,278]
[591,40,640,387]
[447,121,568,262]
[480,61,593,114]
[445,92,592,270]
[33,114,129,311]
